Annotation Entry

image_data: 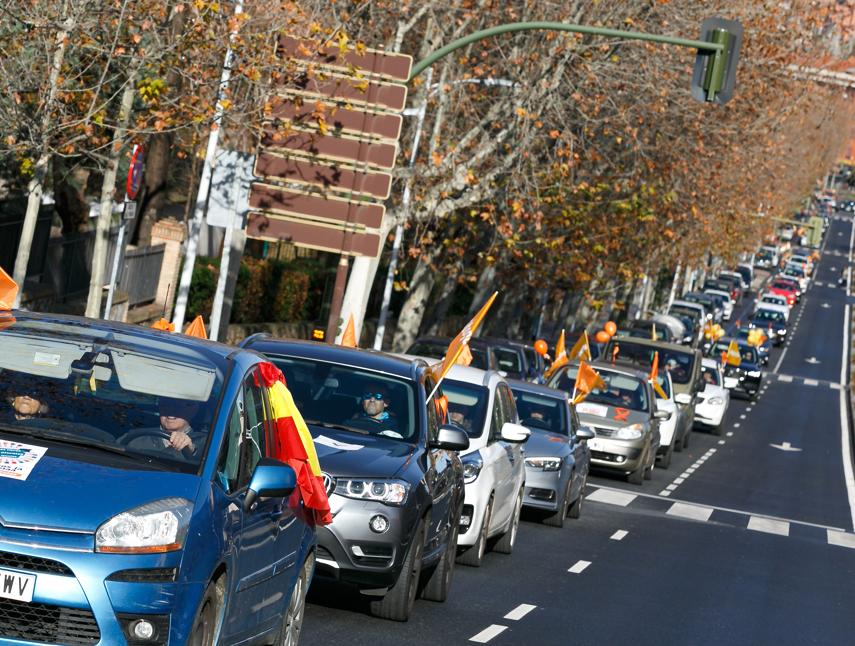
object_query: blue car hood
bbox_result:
[309,426,417,480]
[0,453,201,533]
[523,429,570,458]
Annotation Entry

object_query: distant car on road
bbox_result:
[768,278,799,306]
[748,307,788,346]
[694,358,730,435]
[242,336,469,621]
[710,338,763,400]
[734,326,772,366]
[508,380,593,527]
[0,312,318,645]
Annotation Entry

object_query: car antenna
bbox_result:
[162,283,171,319]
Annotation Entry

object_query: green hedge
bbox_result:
[186,256,311,324]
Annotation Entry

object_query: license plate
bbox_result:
[588,438,602,451]
[0,568,35,602]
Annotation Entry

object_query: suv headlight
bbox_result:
[746,370,761,378]
[614,424,643,440]
[462,453,483,484]
[708,396,725,405]
[334,479,410,506]
[96,498,192,554]
[525,456,562,471]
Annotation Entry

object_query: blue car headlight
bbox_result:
[334,479,410,505]
[96,498,193,554]
[525,456,562,471]
[462,452,483,484]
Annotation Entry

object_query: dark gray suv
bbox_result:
[241,336,468,622]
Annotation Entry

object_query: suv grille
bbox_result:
[322,472,336,496]
[0,551,73,576]
[0,599,100,645]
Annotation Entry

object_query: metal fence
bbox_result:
[120,244,164,306]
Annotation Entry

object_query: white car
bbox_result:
[756,296,790,321]
[704,288,734,320]
[789,254,813,275]
[652,371,683,469]
[441,365,529,567]
[758,291,790,311]
[694,358,730,435]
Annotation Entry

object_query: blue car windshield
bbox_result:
[511,389,568,436]
[267,356,417,442]
[0,321,224,474]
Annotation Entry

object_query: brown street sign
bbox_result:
[254,152,392,200]
[267,96,403,142]
[249,183,385,229]
[281,71,407,112]
[261,124,398,170]
[278,36,412,82]
[247,211,383,257]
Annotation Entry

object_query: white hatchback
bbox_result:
[440,365,530,567]
[694,358,730,435]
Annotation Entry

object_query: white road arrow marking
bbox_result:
[770,442,802,452]
[806,357,821,364]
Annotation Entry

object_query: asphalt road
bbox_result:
[300,213,855,645]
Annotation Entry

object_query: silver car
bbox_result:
[508,380,594,527]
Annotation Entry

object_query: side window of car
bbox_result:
[216,394,244,495]
[424,378,440,443]
[499,384,518,425]
[239,369,268,491]
[490,388,505,444]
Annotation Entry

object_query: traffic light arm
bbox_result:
[409,21,724,81]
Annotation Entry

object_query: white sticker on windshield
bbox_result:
[314,435,364,451]
[576,402,609,418]
[0,441,48,481]
[32,352,60,367]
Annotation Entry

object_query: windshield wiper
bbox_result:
[303,420,369,435]
[0,423,145,462]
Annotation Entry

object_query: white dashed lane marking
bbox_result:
[504,604,537,621]
[733,423,740,428]
[667,502,714,522]
[748,516,790,536]
[727,431,734,437]
[610,530,628,541]
[778,375,793,383]
[568,560,591,574]
[470,625,508,643]
[827,530,855,549]
[585,488,637,507]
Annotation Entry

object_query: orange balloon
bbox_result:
[604,321,617,337]
[534,339,548,356]
[595,330,610,343]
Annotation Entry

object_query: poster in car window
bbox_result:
[0,440,47,481]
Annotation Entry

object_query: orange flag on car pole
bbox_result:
[184,315,207,339]
[571,330,593,361]
[543,329,569,380]
[649,351,668,399]
[0,267,18,311]
[258,362,331,526]
[428,291,498,398]
[151,318,175,332]
[340,313,357,347]
[456,344,473,366]
[571,361,606,405]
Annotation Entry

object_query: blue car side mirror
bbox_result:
[244,458,297,511]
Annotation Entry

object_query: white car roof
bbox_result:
[756,302,788,314]
[701,357,721,368]
[444,363,504,388]
[704,289,731,300]
[760,292,786,300]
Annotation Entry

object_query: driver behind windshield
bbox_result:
[350,383,401,438]
[6,388,49,421]
[122,397,204,460]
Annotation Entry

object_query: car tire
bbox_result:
[493,489,522,554]
[643,457,653,480]
[713,421,724,437]
[544,480,571,528]
[278,553,314,646]
[627,463,644,485]
[657,442,673,469]
[420,523,458,603]
[370,520,425,621]
[457,498,493,567]
[567,477,585,520]
[674,428,684,453]
[682,429,691,450]
[187,577,224,646]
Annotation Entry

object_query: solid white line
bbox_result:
[840,307,855,532]
[585,488,637,507]
[667,502,714,522]
[773,337,791,374]
[568,560,591,574]
[804,379,819,386]
[610,529,628,541]
[827,529,855,549]
[504,604,537,621]
[747,516,790,536]
[470,625,508,643]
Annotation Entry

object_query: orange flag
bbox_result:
[544,329,569,380]
[151,318,175,332]
[340,313,357,347]
[456,344,473,366]
[184,315,207,339]
[429,291,498,396]
[571,361,606,404]
[649,351,668,399]
[0,267,18,310]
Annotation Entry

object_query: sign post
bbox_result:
[105,144,144,319]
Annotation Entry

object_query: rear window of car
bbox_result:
[608,340,695,386]
[491,347,523,376]
[511,389,568,436]
[771,281,794,291]
[752,309,785,323]
[555,366,650,412]
[408,341,489,370]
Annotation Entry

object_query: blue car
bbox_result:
[0,311,316,645]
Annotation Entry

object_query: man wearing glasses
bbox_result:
[350,382,402,438]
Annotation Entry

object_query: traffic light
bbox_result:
[691,17,743,105]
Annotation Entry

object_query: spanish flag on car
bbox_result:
[259,362,332,526]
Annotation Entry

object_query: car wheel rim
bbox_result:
[282,571,305,646]
[478,506,491,559]
[510,497,521,546]
[407,536,424,607]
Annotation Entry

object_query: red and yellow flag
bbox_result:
[429,291,498,392]
[184,315,207,339]
[649,351,668,399]
[340,313,357,347]
[259,362,332,526]
[0,267,18,311]
[571,361,606,405]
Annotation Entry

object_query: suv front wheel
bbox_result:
[370,520,426,621]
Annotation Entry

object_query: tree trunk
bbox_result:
[134,130,171,246]
[85,66,139,318]
[53,157,89,234]
[391,249,440,352]
[425,260,461,335]
[468,263,497,315]
[12,6,73,306]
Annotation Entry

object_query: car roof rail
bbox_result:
[237,332,271,349]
